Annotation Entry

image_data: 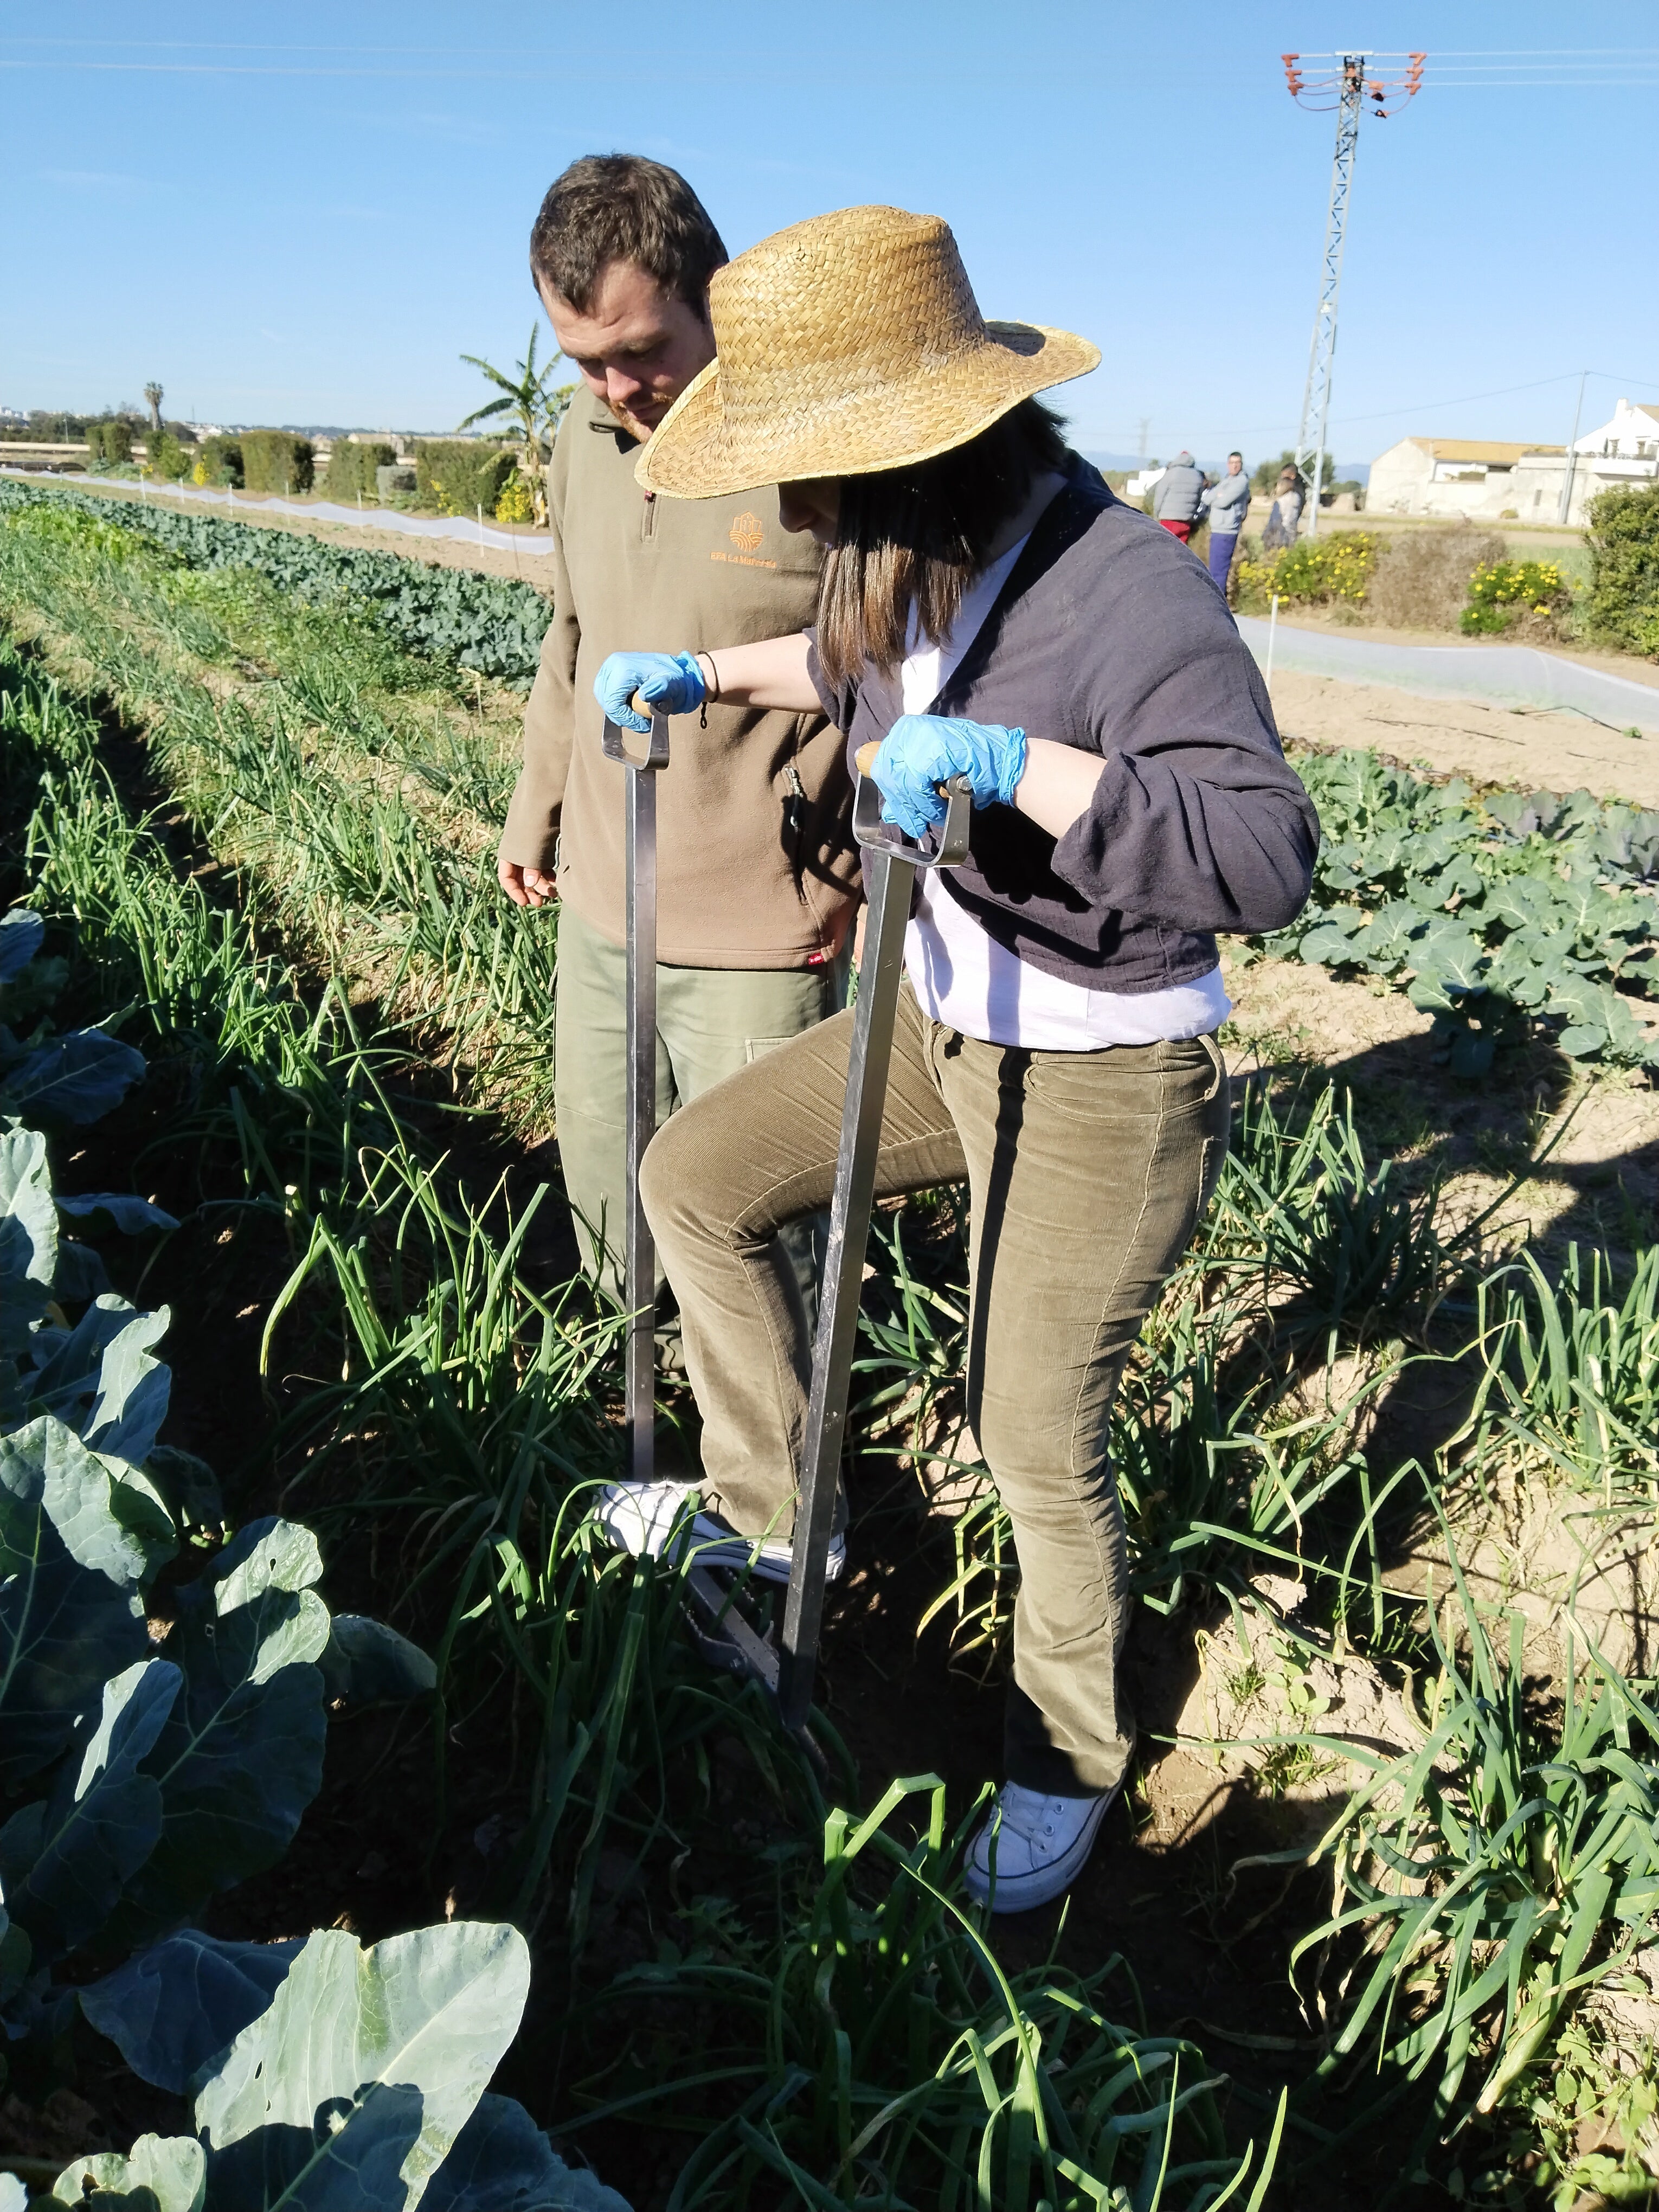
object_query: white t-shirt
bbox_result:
[899,538,1231,1052]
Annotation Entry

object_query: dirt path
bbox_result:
[1270,669,1659,806]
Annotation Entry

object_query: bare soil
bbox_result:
[1271,667,1659,807]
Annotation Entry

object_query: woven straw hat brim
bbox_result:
[636,321,1099,499]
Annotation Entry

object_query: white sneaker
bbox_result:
[591,1478,845,1587]
[963,1780,1117,1913]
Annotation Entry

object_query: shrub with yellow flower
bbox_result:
[1461,559,1571,637]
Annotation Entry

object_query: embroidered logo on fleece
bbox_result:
[728,511,764,553]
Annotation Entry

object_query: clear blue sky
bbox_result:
[6,2,1657,472]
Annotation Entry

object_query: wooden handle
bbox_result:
[855,742,880,777]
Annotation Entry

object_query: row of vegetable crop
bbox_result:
[0,625,1283,2205]
[1255,745,1659,1072]
[0,478,549,685]
[0,840,620,2204]
[5,477,1658,2202]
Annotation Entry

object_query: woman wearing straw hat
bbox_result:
[587,207,1317,1912]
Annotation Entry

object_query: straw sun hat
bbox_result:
[634,204,1099,499]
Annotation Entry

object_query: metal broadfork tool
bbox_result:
[603,704,783,1697]
[607,710,972,1754]
[770,750,973,1740]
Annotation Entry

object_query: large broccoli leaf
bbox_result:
[0,1657,180,1963]
[0,908,46,982]
[1,1122,56,1360]
[425,2095,630,2212]
[49,2133,205,2212]
[28,1295,173,1469]
[320,1615,437,1708]
[0,1028,147,1126]
[109,1518,329,1937]
[82,1927,304,2094]
[0,1416,151,1785]
[194,1922,531,2211]
[56,1191,182,1237]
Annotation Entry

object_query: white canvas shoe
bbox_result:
[591,1477,845,1587]
[963,1779,1117,1913]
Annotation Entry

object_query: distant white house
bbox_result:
[1369,401,1659,528]
[1367,438,1565,522]
[1576,396,1659,471]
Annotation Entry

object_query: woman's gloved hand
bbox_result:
[593,650,707,734]
[870,713,1028,840]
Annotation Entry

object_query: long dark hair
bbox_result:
[815,399,1069,688]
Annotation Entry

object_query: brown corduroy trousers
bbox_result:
[639,983,1230,1796]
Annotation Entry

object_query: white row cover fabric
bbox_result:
[1238,614,1659,735]
[1,468,556,559]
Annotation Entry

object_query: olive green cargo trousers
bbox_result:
[639,981,1229,1797]
[553,903,847,1312]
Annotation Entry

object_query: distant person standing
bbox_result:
[1150,449,1205,541]
[1262,466,1304,553]
[1200,450,1250,592]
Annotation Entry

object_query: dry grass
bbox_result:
[1365,525,1507,631]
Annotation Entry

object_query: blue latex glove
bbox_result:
[870,713,1028,840]
[593,650,706,734]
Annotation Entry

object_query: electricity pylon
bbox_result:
[1284,52,1424,535]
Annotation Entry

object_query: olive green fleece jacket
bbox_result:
[499,393,859,969]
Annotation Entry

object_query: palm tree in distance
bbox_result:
[456,328,574,528]
[144,383,164,434]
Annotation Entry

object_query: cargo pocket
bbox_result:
[744,1036,792,1065]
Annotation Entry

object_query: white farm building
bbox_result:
[1369,399,1659,528]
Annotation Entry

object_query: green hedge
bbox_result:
[1586,482,1659,659]
[197,436,243,488]
[414,441,517,518]
[85,419,134,467]
[240,429,314,496]
[324,440,395,501]
[146,429,193,484]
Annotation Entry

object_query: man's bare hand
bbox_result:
[498,858,557,909]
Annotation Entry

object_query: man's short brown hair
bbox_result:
[529,155,729,318]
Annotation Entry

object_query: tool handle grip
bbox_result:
[856,741,952,799]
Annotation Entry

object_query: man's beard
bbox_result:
[603,393,663,442]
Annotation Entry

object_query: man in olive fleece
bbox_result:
[498,155,859,1306]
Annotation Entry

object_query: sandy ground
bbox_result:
[1269,666,1659,806]
[1220,948,1659,1257]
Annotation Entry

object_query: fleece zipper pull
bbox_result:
[784,761,807,840]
